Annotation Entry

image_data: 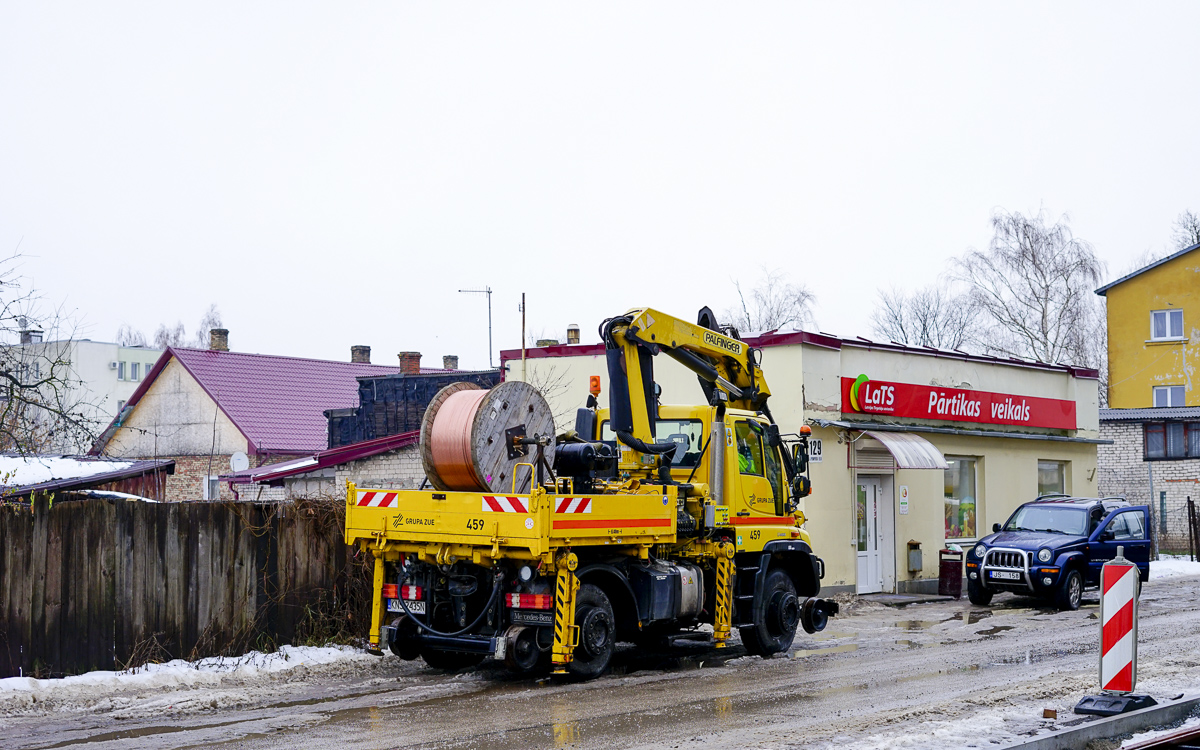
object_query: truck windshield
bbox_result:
[1004,506,1088,535]
[600,419,706,467]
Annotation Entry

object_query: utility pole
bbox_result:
[458,287,493,368]
[520,292,526,381]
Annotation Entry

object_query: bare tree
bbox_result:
[115,323,148,347]
[871,284,978,350]
[952,209,1105,368]
[0,256,101,454]
[192,304,223,348]
[723,267,816,334]
[153,321,186,349]
[1172,210,1200,250]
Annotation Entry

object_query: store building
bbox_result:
[501,328,1102,595]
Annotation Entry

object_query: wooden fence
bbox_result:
[0,495,368,678]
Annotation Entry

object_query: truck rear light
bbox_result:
[381,584,422,599]
[506,593,553,609]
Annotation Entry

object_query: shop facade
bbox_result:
[501,329,1102,595]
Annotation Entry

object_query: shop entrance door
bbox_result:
[856,478,883,594]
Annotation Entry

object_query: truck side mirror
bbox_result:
[792,475,812,498]
[765,424,782,447]
[1100,530,1115,542]
[992,522,1002,533]
[792,442,809,474]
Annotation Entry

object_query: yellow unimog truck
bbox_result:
[345,306,838,679]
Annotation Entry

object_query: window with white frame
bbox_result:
[1151,309,1184,340]
[1153,385,1186,407]
[204,476,220,500]
[117,361,125,380]
[130,362,140,381]
[1037,460,1066,496]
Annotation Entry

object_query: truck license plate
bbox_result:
[510,609,554,626]
[988,570,1020,580]
[388,599,425,614]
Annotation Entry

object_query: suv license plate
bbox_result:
[387,599,425,614]
[988,570,1020,580]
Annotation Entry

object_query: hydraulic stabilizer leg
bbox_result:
[369,549,385,651]
[714,542,735,648]
[551,551,580,673]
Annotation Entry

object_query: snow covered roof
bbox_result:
[0,455,174,497]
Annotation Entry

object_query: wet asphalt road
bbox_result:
[7,575,1200,749]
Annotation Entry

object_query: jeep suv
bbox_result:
[965,496,1150,611]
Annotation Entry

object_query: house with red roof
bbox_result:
[89,329,441,501]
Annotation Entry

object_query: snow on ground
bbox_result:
[0,455,136,486]
[0,645,372,700]
[1123,716,1200,747]
[1150,556,1200,580]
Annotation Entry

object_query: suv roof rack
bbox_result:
[1033,493,1071,501]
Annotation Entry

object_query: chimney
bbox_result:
[209,328,229,351]
[442,355,459,370]
[351,345,371,364]
[566,324,580,345]
[398,351,422,375]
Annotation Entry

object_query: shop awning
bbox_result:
[862,431,948,470]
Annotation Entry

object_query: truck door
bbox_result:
[733,420,776,516]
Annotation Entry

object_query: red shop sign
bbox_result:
[841,375,1077,430]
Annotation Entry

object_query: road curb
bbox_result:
[1000,694,1200,749]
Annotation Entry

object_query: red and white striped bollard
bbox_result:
[1100,547,1139,693]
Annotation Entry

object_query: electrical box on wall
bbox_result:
[907,541,922,574]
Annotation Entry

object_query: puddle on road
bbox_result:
[975,625,1015,637]
[897,619,949,630]
[791,644,859,659]
[951,611,993,624]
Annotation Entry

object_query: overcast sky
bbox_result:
[2,3,1198,371]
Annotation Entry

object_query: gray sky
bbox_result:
[3,3,1198,371]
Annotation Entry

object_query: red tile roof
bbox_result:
[221,430,420,484]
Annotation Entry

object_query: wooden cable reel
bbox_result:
[420,381,557,493]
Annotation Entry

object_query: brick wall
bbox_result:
[1098,420,1200,552]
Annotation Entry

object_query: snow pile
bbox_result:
[1150,557,1200,580]
[0,645,371,697]
[0,455,136,487]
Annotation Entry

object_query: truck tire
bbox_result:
[567,584,615,680]
[741,569,799,657]
[967,578,993,606]
[420,648,485,671]
[1055,569,1083,611]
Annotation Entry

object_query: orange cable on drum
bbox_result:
[429,389,490,492]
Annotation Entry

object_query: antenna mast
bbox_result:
[458,286,494,368]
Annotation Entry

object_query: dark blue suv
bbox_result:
[965,496,1151,611]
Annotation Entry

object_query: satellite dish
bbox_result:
[230,452,250,472]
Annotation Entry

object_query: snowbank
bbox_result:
[1123,716,1200,747]
[0,645,371,696]
[1150,557,1200,580]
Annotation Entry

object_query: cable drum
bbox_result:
[420,381,557,493]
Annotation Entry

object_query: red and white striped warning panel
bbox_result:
[482,495,529,513]
[357,491,399,508]
[1100,559,1139,693]
[555,497,593,514]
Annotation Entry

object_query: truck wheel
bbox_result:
[567,584,615,680]
[388,616,421,660]
[741,570,799,657]
[1055,569,1083,611]
[967,578,993,606]
[420,648,485,671]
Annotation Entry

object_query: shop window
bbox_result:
[1146,422,1200,460]
[1037,460,1066,496]
[734,421,764,477]
[944,456,977,540]
[1153,385,1185,407]
[1151,309,1184,340]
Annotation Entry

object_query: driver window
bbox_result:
[1106,513,1132,541]
[1125,512,1145,539]
[734,421,764,477]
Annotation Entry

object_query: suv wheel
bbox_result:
[967,577,993,606]
[1055,569,1083,611]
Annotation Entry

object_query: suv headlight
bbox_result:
[1037,548,1052,563]
[973,544,987,559]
